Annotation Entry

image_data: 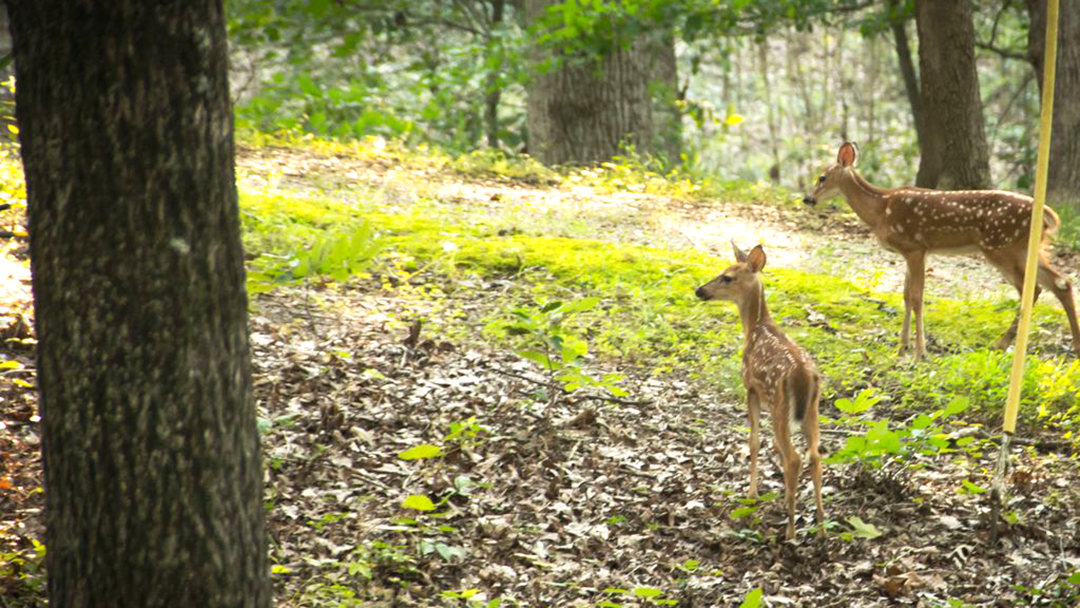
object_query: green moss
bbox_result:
[235,141,1080,433]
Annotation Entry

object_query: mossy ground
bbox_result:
[236,135,1080,439]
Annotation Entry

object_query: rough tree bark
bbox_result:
[5,1,269,606]
[914,0,992,189]
[1027,0,1080,210]
[525,0,659,165]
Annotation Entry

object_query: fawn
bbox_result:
[805,142,1080,359]
[696,242,825,540]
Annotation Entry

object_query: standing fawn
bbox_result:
[804,142,1080,360]
[696,243,825,540]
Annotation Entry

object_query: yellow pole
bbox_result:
[991,0,1058,543]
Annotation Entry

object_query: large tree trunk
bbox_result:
[914,0,992,189]
[6,1,270,606]
[1027,0,1080,211]
[525,0,656,165]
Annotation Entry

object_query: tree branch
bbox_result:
[975,41,1028,61]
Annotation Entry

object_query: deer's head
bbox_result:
[696,242,766,302]
[803,141,858,206]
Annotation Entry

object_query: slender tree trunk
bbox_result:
[1027,0,1080,210]
[867,36,877,146]
[5,1,269,605]
[525,0,655,165]
[484,0,506,148]
[787,32,816,128]
[757,41,781,179]
[888,0,924,152]
[914,0,992,189]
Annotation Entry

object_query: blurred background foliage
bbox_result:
[225,0,1052,197]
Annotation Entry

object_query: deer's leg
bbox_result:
[901,272,913,354]
[802,385,825,534]
[902,251,927,359]
[768,386,800,540]
[773,415,800,540]
[987,251,1041,350]
[1036,255,1080,355]
[747,390,761,500]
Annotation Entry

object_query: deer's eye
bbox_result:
[720,275,733,284]
[817,175,826,185]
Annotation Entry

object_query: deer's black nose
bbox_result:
[695,286,708,300]
[802,196,817,206]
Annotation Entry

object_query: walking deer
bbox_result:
[696,243,825,540]
[804,142,1080,359]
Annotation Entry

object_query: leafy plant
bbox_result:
[0,539,46,597]
[826,390,975,469]
[1010,569,1080,606]
[492,297,627,404]
[249,222,381,291]
[444,416,488,448]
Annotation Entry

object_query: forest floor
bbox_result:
[3,140,1080,607]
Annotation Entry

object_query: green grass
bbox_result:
[236,139,1080,435]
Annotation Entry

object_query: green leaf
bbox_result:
[731,506,757,519]
[633,587,663,598]
[398,444,442,460]
[540,300,563,313]
[909,413,934,430]
[846,516,883,539]
[435,543,466,561]
[944,396,970,416]
[297,75,322,98]
[560,335,588,363]
[738,587,763,608]
[1067,570,1080,585]
[401,494,436,511]
[560,296,600,314]
[960,479,987,494]
[256,417,273,434]
[519,349,554,368]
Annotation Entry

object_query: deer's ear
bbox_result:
[747,244,766,273]
[837,141,859,167]
[731,240,748,262]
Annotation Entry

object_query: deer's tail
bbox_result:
[788,366,819,425]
